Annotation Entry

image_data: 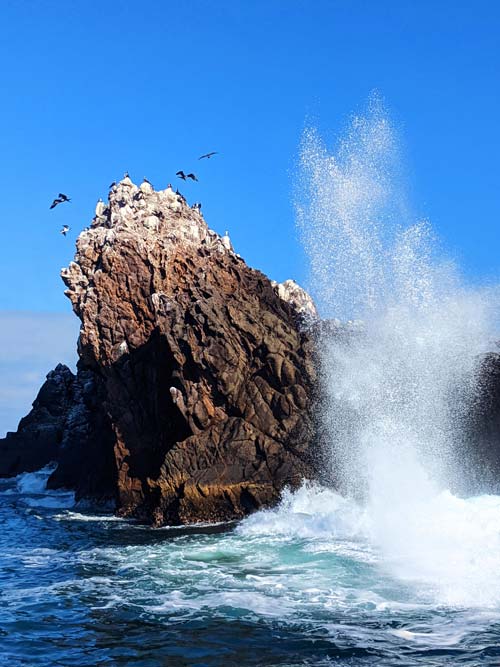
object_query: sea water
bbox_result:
[1,470,500,665]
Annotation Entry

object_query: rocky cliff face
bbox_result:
[1,177,319,525]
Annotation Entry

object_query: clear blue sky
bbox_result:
[0,0,499,432]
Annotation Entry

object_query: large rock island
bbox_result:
[0,177,319,525]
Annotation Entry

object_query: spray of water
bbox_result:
[294,96,500,605]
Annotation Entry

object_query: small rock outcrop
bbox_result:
[273,279,318,322]
[0,364,75,477]
[0,178,319,525]
[0,363,117,501]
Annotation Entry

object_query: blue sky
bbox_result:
[0,0,499,433]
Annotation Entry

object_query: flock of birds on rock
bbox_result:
[49,151,219,237]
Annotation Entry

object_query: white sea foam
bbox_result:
[12,464,75,508]
[294,95,500,609]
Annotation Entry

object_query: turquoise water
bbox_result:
[2,467,500,666]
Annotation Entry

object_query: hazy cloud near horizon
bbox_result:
[0,311,79,437]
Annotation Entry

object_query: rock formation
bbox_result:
[272,279,318,322]
[0,178,319,525]
[462,351,500,493]
[0,364,75,477]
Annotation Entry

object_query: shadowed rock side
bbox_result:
[463,351,500,493]
[0,364,117,501]
[1,177,319,525]
[0,364,75,477]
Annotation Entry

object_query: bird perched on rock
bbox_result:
[221,230,233,251]
[95,198,106,217]
[140,177,153,193]
[109,181,116,189]
[60,225,70,236]
[199,151,218,160]
[50,193,70,209]
[120,173,133,186]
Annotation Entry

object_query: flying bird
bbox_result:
[199,151,218,160]
[60,225,70,236]
[176,170,187,180]
[186,173,198,182]
[50,193,71,209]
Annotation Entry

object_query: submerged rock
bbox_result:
[1,178,319,525]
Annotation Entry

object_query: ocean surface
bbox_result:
[2,466,500,667]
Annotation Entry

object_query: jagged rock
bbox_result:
[1,177,319,525]
[274,279,319,322]
[0,364,75,477]
[0,363,117,501]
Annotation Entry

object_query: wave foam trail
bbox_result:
[239,484,369,542]
[296,95,500,608]
[15,464,57,494]
[13,464,75,508]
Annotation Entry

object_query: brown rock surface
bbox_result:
[1,177,319,525]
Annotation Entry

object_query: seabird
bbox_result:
[95,197,106,217]
[50,194,70,209]
[140,177,153,194]
[198,151,218,160]
[186,173,198,182]
[176,170,187,180]
[109,181,116,189]
[60,225,70,236]
[221,230,233,251]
